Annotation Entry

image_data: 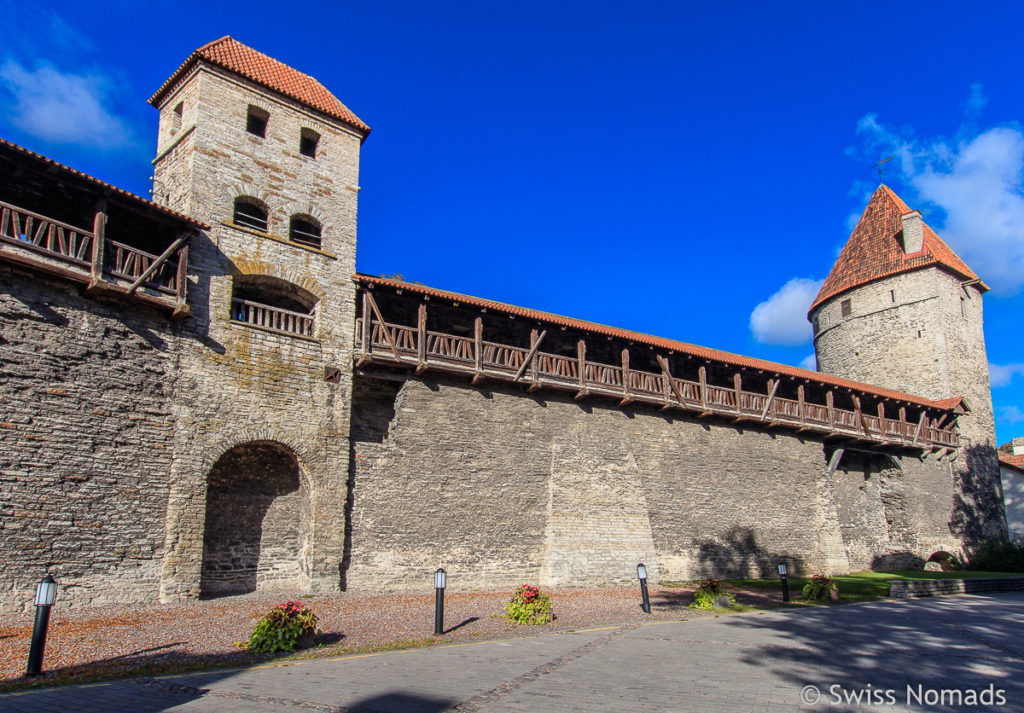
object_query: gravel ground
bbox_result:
[0,585,781,688]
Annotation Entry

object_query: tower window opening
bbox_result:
[890,289,895,303]
[233,197,269,232]
[246,105,269,138]
[960,296,966,317]
[299,128,320,158]
[289,215,322,249]
[171,102,183,132]
[840,299,852,317]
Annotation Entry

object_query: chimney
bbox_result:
[901,210,924,254]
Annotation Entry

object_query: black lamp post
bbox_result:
[778,563,790,603]
[26,574,57,677]
[434,568,446,635]
[637,563,651,614]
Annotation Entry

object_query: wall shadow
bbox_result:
[692,526,807,578]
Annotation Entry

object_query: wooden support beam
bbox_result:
[127,235,188,295]
[698,365,709,414]
[472,316,483,384]
[170,243,189,321]
[90,199,106,283]
[734,372,742,415]
[877,402,887,441]
[826,390,835,428]
[759,380,779,422]
[618,348,631,406]
[574,339,588,400]
[415,303,428,374]
[899,406,907,441]
[912,411,926,445]
[933,413,950,430]
[656,354,687,408]
[513,330,546,383]
[797,384,806,425]
[851,395,872,439]
[359,291,373,363]
[365,291,401,361]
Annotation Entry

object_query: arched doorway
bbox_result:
[200,441,311,596]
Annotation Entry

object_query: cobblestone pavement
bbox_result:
[2,594,1022,713]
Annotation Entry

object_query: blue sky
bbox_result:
[1,1,1021,444]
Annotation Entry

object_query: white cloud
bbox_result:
[749,277,824,346]
[990,362,1024,388]
[799,353,817,371]
[852,90,1024,295]
[998,406,1024,425]
[0,60,135,150]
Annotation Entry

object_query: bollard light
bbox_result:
[637,563,651,614]
[778,562,790,603]
[26,574,57,676]
[434,568,446,635]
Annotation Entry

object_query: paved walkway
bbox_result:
[2,594,1022,712]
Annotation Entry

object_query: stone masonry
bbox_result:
[0,37,1007,612]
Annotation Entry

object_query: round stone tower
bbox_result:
[808,184,1005,544]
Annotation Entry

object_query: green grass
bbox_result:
[663,569,1024,605]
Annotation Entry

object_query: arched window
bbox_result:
[289,214,322,249]
[231,275,317,338]
[233,197,268,233]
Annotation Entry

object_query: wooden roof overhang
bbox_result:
[0,138,207,319]
[352,274,963,453]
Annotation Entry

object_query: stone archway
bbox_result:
[200,441,311,596]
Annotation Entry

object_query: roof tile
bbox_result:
[810,185,984,312]
[150,37,369,135]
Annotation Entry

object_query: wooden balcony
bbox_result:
[0,199,191,318]
[353,292,959,452]
[231,297,315,338]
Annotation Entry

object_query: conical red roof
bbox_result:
[150,36,369,135]
[810,185,985,313]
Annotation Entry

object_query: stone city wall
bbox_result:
[345,375,965,592]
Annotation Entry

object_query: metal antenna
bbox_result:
[873,156,894,183]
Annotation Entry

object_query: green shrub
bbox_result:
[241,600,319,653]
[689,578,735,610]
[802,574,839,601]
[504,584,553,625]
[967,537,1024,572]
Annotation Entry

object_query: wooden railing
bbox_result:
[354,310,959,451]
[232,298,315,337]
[0,199,190,316]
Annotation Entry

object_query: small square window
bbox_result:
[299,128,319,158]
[840,299,852,317]
[246,106,269,138]
[171,102,183,132]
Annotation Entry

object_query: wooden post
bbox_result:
[170,243,189,320]
[797,384,806,425]
[619,348,631,405]
[361,292,372,358]
[574,339,588,399]
[472,316,483,384]
[734,372,742,415]
[416,303,427,374]
[826,390,835,428]
[878,402,887,440]
[912,411,926,445]
[698,365,709,414]
[87,199,107,292]
[899,406,907,442]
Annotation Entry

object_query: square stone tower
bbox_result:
[809,185,1005,548]
[148,37,370,600]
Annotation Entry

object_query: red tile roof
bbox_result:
[1001,453,1024,474]
[0,138,208,229]
[355,273,963,411]
[149,37,370,136]
[810,185,985,313]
